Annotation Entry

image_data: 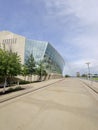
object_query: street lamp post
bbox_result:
[86,62,90,79]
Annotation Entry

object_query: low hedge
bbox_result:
[0,86,24,95]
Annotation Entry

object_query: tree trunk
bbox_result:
[3,77,7,93]
[17,80,19,86]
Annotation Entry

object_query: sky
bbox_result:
[0,0,98,75]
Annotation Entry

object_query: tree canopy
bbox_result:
[35,60,47,81]
[0,49,21,92]
[25,54,35,75]
[0,49,21,77]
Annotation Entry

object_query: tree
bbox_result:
[65,75,70,78]
[35,60,47,81]
[0,49,21,93]
[25,54,35,75]
[81,74,87,77]
[21,65,29,80]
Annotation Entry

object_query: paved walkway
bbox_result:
[80,78,98,93]
[0,78,98,130]
[0,78,63,102]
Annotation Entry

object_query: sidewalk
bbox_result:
[80,78,98,93]
[0,78,64,103]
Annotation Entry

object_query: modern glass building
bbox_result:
[25,39,65,74]
[0,31,65,74]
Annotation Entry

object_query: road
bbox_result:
[0,78,98,130]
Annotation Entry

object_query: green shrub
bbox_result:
[19,80,30,84]
[0,86,24,95]
[7,86,23,92]
[65,75,70,78]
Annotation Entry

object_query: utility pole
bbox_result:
[86,62,90,79]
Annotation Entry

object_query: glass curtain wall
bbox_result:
[25,39,47,62]
[25,39,65,74]
[44,43,65,74]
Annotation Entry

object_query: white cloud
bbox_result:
[44,0,73,18]
[67,0,98,25]
[73,35,98,56]
[45,0,98,24]
[44,0,98,75]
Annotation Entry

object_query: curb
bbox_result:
[80,79,98,94]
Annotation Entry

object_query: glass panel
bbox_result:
[45,43,65,74]
[25,39,65,74]
[25,39,47,62]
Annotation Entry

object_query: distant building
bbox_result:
[0,31,65,74]
[76,72,80,77]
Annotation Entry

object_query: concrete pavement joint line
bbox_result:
[0,79,65,103]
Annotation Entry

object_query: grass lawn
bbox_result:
[92,77,98,81]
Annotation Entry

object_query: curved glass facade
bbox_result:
[44,43,65,74]
[25,39,65,74]
[25,39,47,61]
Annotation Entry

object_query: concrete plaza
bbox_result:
[0,78,98,130]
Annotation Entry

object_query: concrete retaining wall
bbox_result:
[17,74,63,82]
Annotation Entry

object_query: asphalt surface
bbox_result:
[0,78,98,130]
